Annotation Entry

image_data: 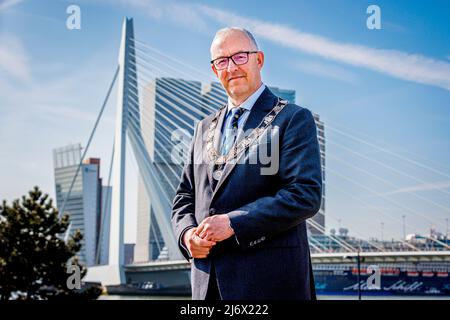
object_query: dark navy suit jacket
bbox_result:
[171,87,322,300]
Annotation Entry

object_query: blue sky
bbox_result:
[1,0,449,243]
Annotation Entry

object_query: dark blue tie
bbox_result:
[221,107,245,155]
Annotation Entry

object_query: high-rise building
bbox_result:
[98,185,112,265]
[270,87,326,234]
[124,243,135,265]
[311,113,325,234]
[53,143,111,266]
[135,78,205,262]
[269,86,296,104]
[135,79,326,261]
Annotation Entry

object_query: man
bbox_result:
[171,27,322,300]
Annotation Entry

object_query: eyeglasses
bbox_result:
[211,51,258,70]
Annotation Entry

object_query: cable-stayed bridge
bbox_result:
[58,18,450,295]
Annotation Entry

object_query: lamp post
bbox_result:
[446,218,448,241]
[402,215,406,240]
[345,252,363,300]
[357,250,362,300]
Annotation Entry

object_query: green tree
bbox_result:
[0,186,88,300]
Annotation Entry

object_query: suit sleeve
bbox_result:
[227,107,322,250]
[171,122,200,261]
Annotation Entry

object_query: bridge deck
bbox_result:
[124,251,450,272]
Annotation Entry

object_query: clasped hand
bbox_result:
[183,214,235,259]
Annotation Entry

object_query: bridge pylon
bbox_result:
[85,17,183,286]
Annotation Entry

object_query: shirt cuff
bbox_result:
[179,226,195,260]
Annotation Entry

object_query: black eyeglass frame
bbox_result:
[210,51,259,70]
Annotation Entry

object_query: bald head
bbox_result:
[210,27,259,59]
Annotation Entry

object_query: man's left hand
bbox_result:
[196,214,234,242]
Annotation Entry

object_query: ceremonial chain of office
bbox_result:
[206,98,288,170]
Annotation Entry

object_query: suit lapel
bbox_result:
[241,87,278,133]
[211,87,278,200]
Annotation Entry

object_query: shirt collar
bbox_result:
[227,83,266,113]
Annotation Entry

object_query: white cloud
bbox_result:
[0,34,32,82]
[165,2,209,33]
[383,180,450,196]
[197,5,450,92]
[32,104,115,125]
[105,0,209,32]
[0,0,23,11]
[114,0,164,19]
[34,105,97,122]
[295,61,359,84]
[0,57,117,210]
